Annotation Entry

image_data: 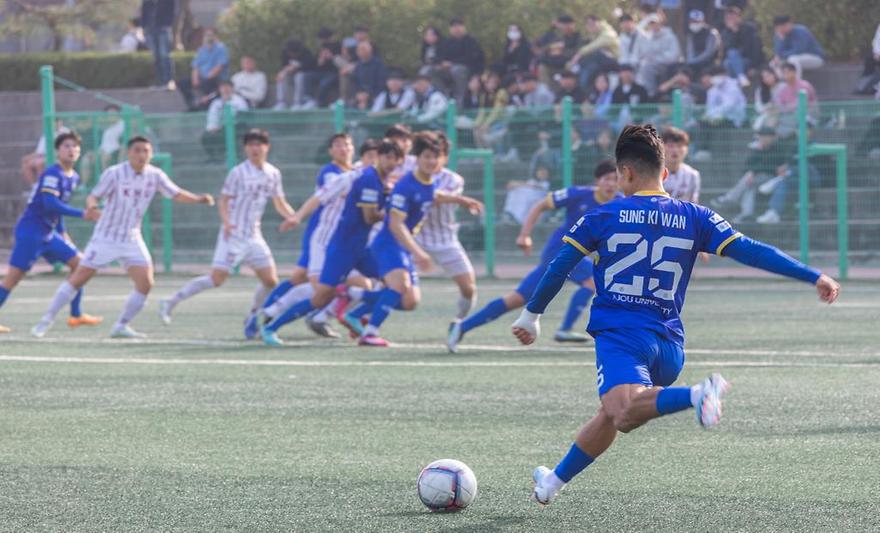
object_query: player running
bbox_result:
[447,160,621,352]
[31,136,215,339]
[0,131,102,333]
[510,125,840,506]
[159,129,296,326]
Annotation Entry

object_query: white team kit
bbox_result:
[416,167,474,277]
[307,166,363,276]
[211,160,283,272]
[81,161,181,270]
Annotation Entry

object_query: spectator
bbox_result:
[461,74,483,111]
[519,73,555,108]
[584,71,614,119]
[772,62,819,136]
[352,41,388,101]
[612,64,650,105]
[536,40,570,88]
[371,69,416,115]
[637,13,682,96]
[202,80,249,162]
[408,75,448,126]
[720,6,764,86]
[119,18,146,53]
[567,15,620,91]
[554,70,587,104]
[141,0,175,90]
[661,127,701,203]
[502,24,533,75]
[752,67,783,132]
[232,56,267,108]
[693,65,746,157]
[617,13,645,70]
[419,26,443,76]
[309,28,342,107]
[771,15,825,78]
[20,121,68,185]
[273,39,316,110]
[473,71,511,153]
[343,26,377,59]
[503,73,524,108]
[352,90,372,112]
[535,15,582,87]
[657,66,706,105]
[854,23,880,95]
[178,28,229,111]
[502,164,551,224]
[435,18,486,104]
[685,10,721,78]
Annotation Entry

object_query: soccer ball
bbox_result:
[416,459,478,512]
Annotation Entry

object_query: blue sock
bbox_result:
[460,297,509,334]
[0,286,9,308]
[367,288,402,329]
[263,279,293,309]
[348,301,372,319]
[361,289,382,306]
[656,387,694,415]
[69,288,83,318]
[553,443,594,483]
[560,287,593,331]
[266,298,314,332]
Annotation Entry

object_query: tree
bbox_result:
[0,0,137,51]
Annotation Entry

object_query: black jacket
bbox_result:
[439,35,485,73]
[721,22,764,69]
[141,0,175,30]
[502,40,533,74]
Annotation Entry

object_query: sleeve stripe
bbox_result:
[546,192,555,209]
[40,188,60,196]
[562,235,590,256]
[355,202,378,207]
[390,207,408,215]
[715,232,743,256]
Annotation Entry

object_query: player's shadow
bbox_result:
[786,424,880,437]
[378,511,526,532]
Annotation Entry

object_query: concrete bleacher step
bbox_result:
[803,63,863,101]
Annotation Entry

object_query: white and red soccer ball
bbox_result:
[417,459,478,512]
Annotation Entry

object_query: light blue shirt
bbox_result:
[192,42,229,79]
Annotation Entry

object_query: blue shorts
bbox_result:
[515,257,593,299]
[372,242,419,285]
[319,240,378,286]
[9,226,78,272]
[593,328,685,397]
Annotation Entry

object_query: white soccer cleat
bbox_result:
[446,320,463,353]
[553,329,592,343]
[695,373,732,429]
[30,320,53,338]
[110,325,147,339]
[158,299,173,326]
[530,465,563,507]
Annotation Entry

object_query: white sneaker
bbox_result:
[554,330,591,343]
[272,102,286,111]
[30,319,53,338]
[531,465,563,506]
[446,320,463,353]
[738,74,751,88]
[758,175,785,195]
[695,373,731,429]
[158,299,172,326]
[756,209,781,224]
[110,325,147,339]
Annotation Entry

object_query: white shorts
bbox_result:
[211,232,274,272]
[81,237,152,270]
[425,241,474,278]
[307,231,328,277]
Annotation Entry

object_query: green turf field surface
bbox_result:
[0,275,877,532]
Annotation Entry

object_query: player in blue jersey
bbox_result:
[258,140,403,346]
[446,160,622,352]
[510,125,840,507]
[0,132,102,333]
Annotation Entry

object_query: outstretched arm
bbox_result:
[173,190,214,205]
[516,195,553,256]
[40,191,84,219]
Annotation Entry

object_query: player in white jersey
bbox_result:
[660,127,701,203]
[159,129,296,326]
[415,133,478,321]
[31,136,215,339]
[385,123,417,185]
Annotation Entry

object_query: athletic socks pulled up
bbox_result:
[656,386,698,415]
[43,281,78,323]
[69,288,83,318]
[365,288,402,331]
[114,290,148,329]
[553,443,595,483]
[262,279,293,309]
[560,286,593,331]
[460,297,508,334]
[168,275,216,310]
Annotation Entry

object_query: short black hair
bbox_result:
[127,135,151,148]
[557,14,574,24]
[781,61,797,72]
[218,79,233,88]
[559,70,577,79]
[773,15,792,27]
[354,25,369,33]
[619,63,635,72]
[615,124,664,178]
[594,159,617,179]
[661,126,690,146]
[243,128,270,145]
[359,138,381,156]
[377,139,404,159]
[412,131,442,156]
[104,103,121,112]
[435,131,451,155]
[619,13,634,23]
[449,17,464,27]
[384,123,412,140]
[326,132,351,149]
[54,131,82,149]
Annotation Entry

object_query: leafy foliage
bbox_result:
[0,0,139,51]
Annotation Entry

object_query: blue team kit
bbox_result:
[298,162,345,269]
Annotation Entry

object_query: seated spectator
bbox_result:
[352,41,388,102]
[580,127,615,168]
[519,73,555,108]
[856,115,880,159]
[503,73,524,108]
[720,6,764,86]
[636,13,681,97]
[755,160,821,224]
[408,75,448,126]
[554,70,587,104]
[535,15,582,88]
[370,69,416,116]
[202,80,249,162]
[657,66,706,107]
[419,26,443,76]
[473,71,511,153]
[586,71,613,114]
[309,28,342,107]
[178,28,229,111]
[461,74,482,111]
[612,64,650,105]
[566,15,619,91]
[617,13,645,70]
[685,10,721,78]
[502,24,533,75]
[232,56,267,108]
[351,90,372,111]
[343,26,375,58]
[434,18,486,104]
[692,66,746,157]
[752,67,783,132]
[20,120,68,185]
[502,164,551,224]
[119,17,146,53]
[536,40,570,89]
[770,15,825,78]
[273,39,315,110]
[661,127,701,203]
[854,23,880,95]
[80,105,125,184]
[773,62,819,137]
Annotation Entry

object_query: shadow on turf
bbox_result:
[751,425,880,437]
[379,510,526,531]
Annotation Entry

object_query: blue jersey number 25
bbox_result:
[604,233,694,301]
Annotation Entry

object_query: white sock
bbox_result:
[456,294,477,319]
[348,286,365,303]
[168,275,215,309]
[690,384,703,406]
[363,324,379,337]
[544,471,566,492]
[251,284,270,314]
[311,300,335,323]
[42,281,77,323]
[265,283,314,318]
[115,291,147,329]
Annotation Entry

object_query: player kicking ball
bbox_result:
[511,125,840,506]
[447,160,621,352]
[159,129,296,327]
[0,131,102,333]
[32,136,215,339]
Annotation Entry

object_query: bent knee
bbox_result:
[610,405,645,433]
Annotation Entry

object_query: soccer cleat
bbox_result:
[30,320,53,338]
[261,326,283,346]
[67,314,103,328]
[695,373,732,429]
[531,466,563,507]
[243,312,260,340]
[158,299,173,326]
[447,320,463,353]
[110,325,147,339]
[305,314,341,338]
[0,325,10,334]
[340,312,366,339]
[553,330,591,343]
[331,285,351,321]
[358,334,390,347]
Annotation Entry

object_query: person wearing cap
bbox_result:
[685,10,721,79]
[566,15,620,91]
[720,6,764,86]
[636,13,681,96]
[770,15,825,78]
[370,69,416,116]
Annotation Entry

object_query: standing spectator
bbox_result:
[408,75,448,126]
[770,15,825,78]
[519,73,555,108]
[661,127,701,203]
[273,39,315,110]
[202,80,249,161]
[554,70,587,104]
[637,13,682,96]
[178,28,229,111]
[617,13,645,70]
[232,56,267,108]
[141,0,175,90]
[119,18,146,53]
[502,24,533,75]
[419,26,443,76]
[567,15,620,91]
[436,18,486,104]
[685,10,721,78]
[371,69,416,115]
[535,15,582,87]
[854,23,880,95]
[352,41,387,102]
[773,62,819,136]
[720,6,763,87]
[752,67,783,132]
[612,64,650,105]
[309,28,342,107]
